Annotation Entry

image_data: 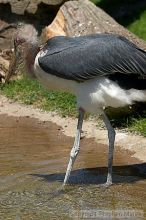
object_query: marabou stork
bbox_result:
[10,24,146,187]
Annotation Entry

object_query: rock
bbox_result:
[44,10,66,39]
[0,56,9,72]
[0,50,12,81]
[45,0,146,51]
[0,0,65,15]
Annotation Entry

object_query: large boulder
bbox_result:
[45,0,146,50]
[0,0,65,14]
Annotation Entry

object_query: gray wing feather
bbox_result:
[38,34,146,82]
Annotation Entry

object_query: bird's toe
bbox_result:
[97,181,112,189]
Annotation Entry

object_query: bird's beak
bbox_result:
[5,39,20,83]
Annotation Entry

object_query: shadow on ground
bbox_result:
[32,163,146,185]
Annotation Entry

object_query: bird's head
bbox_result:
[5,23,39,82]
[14,23,38,47]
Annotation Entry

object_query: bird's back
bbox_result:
[38,33,146,83]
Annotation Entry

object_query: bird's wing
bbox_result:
[38,35,146,82]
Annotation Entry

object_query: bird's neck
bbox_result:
[25,42,40,78]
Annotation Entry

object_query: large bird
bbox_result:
[10,24,146,187]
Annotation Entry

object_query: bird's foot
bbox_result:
[61,183,67,191]
[61,181,71,191]
[48,185,65,200]
[97,181,112,189]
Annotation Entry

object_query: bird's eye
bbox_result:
[14,37,25,47]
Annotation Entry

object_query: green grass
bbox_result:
[128,10,146,40]
[1,1,146,136]
[130,118,146,136]
[0,77,77,117]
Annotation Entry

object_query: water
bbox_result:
[0,114,145,219]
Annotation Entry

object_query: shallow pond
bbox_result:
[0,114,145,219]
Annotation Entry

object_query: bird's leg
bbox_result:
[63,108,85,186]
[101,112,116,187]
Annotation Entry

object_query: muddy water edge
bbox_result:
[0,114,145,219]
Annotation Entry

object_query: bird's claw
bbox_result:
[61,183,67,191]
[97,181,112,189]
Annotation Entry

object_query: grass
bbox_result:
[0,77,77,117]
[127,10,146,40]
[1,1,146,135]
[130,118,146,136]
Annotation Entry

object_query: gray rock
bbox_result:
[0,0,65,15]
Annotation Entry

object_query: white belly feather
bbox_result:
[76,77,146,114]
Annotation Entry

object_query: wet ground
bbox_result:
[0,114,145,220]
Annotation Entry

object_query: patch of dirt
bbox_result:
[0,94,146,162]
